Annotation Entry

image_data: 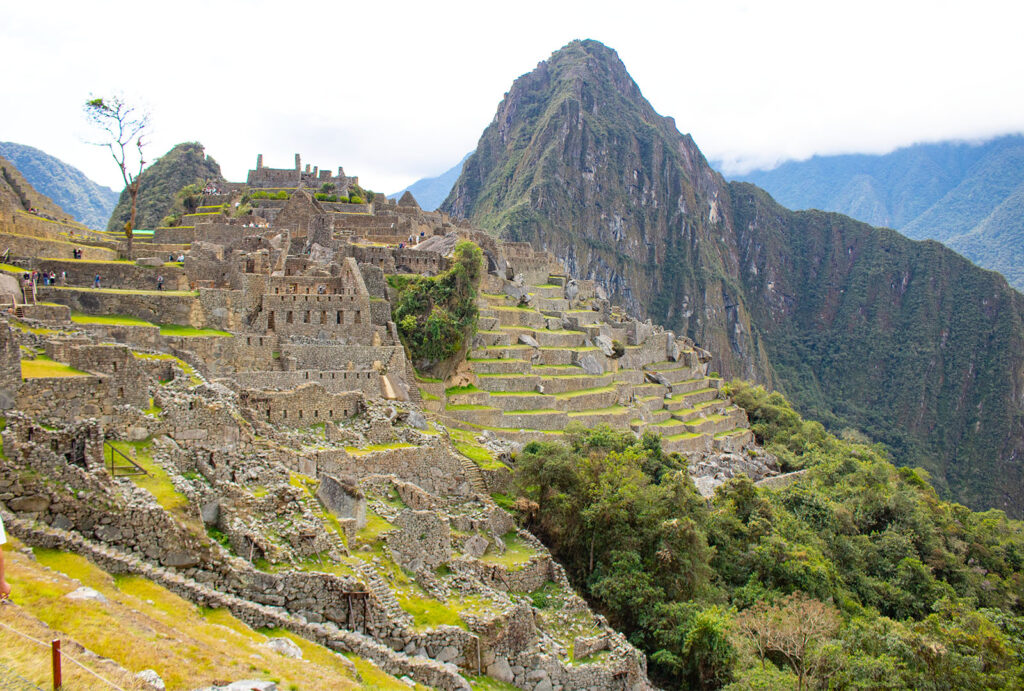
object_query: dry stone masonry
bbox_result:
[0,151,780,689]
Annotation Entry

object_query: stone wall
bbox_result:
[240,383,364,426]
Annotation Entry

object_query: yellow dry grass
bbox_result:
[0,540,420,690]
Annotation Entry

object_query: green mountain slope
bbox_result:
[734,135,1024,290]
[0,142,118,229]
[0,154,77,223]
[442,39,1024,515]
[107,142,224,231]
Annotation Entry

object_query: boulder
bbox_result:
[263,637,303,659]
[201,500,220,526]
[135,670,165,690]
[594,335,615,357]
[578,353,604,376]
[405,410,428,430]
[135,257,165,267]
[463,534,489,559]
[316,474,367,529]
[487,657,515,684]
[8,494,50,513]
[518,334,540,348]
[65,586,107,603]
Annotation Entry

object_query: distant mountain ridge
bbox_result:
[390,153,470,211]
[0,141,118,229]
[732,134,1024,290]
[443,39,1024,516]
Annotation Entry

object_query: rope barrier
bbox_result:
[0,617,130,691]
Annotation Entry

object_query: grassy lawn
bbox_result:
[480,532,537,570]
[344,442,416,456]
[72,312,154,327]
[21,355,89,378]
[132,351,203,385]
[158,324,232,337]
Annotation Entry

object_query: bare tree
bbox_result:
[83,94,149,254]
[735,592,840,690]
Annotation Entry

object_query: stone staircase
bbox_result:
[353,561,412,627]
[456,454,489,494]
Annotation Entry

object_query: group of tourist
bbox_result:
[72,248,83,259]
[399,231,427,250]
[22,270,65,286]
[167,253,185,263]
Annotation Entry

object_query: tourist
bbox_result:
[60,270,66,285]
[0,513,10,603]
[49,271,56,286]
[94,274,100,288]
[157,275,164,290]
[178,253,185,262]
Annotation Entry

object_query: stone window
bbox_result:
[336,310,342,324]
[286,311,293,325]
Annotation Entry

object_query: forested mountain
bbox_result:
[107,142,224,231]
[0,141,117,229]
[733,135,1024,290]
[442,39,1024,516]
[390,153,470,211]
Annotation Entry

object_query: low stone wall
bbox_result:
[38,286,201,325]
[36,259,187,292]
[0,231,118,261]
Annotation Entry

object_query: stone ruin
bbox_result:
[0,151,786,690]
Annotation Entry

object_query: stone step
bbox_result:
[661,432,713,456]
[456,454,489,493]
[533,297,569,312]
[443,405,504,427]
[565,406,632,429]
[672,399,729,423]
[486,392,552,411]
[500,327,588,348]
[538,373,614,395]
[476,374,540,393]
[468,358,531,375]
[472,330,510,347]
[684,410,748,436]
[490,306,548,329]
[500,409,569,430]
[552,386,621,412]
[664,388,721,411]
[525,284,564,299]
[468,345,534,361]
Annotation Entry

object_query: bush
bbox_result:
[611,339,625,358]
[389,241,482,369]
[349,195,365,204]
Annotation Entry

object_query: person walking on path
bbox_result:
[0,513,11,603]
[94,274,100,289]
[156,275,164,291]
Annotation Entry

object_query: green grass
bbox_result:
[107,439,200,533]
[445,384,482,395]
[355,509,396,542]
[158,324,232,337]
[71,312,154,327]
[21,356,89,378]
[568,405,630,417]
[552,385,616,399]
[0,262,25,274]
[396,588,467,630]
[50,285,197,296]
[344,442,417,455]
[132,351,203,386]
[479,532,537,570]
[446,403,495,411]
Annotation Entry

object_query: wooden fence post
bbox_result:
[51,638,62,690]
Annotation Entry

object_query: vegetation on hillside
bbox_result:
[108,142,224,231]
[0,141,118,229]
[388,241,482,373]
[508,383,1024,689]
[733,134,1024,292]
[442,38,1024,518]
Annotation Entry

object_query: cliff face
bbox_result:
[442,39,1024,514]
[444,40,771,381]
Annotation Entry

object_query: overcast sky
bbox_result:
[3,0,1022,194]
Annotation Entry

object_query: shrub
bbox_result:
[389,241,482,369]
[274,190,288,200]
[349,195,365,204]
[611,339,625,358]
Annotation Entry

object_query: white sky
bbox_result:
[3,0,1023,194]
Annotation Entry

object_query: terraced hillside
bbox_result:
[432,272,755,467]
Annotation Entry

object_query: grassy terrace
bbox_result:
[107,439,201,534]
[21,355,88,378]
[567,405,629,417]
[479,532,538,570]
[71,312,232,337]
[49,285,198,296]
[0,545,391,690]
[344,442,417,456]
